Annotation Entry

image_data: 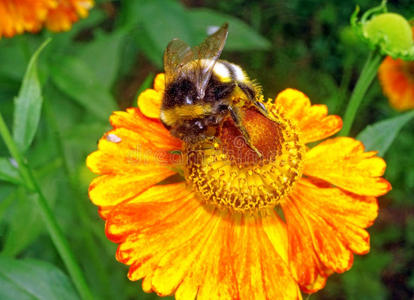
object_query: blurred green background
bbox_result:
[0,0,413,299]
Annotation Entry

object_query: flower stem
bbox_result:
[340,50,384,136]
[43,98,115,297]
[0,113,94,300]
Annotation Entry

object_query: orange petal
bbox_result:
[88,168,175,218]
[45,0,93,32]
[282,198,329,292]
[86,108,182,216]
[0,0,52,38]
[274,88,342,143]
[250,217,302,299]
[302,274,328,295]
[110,108,181,151]
[304,137,391,196]
[107,188,301,299]
[180,214,301,300]
[87,128,179,176]
[98,183,190,219]
[282,178,379,291]
[175,210,239,300]
[110,195,227,297]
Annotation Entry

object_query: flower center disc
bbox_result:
[183,106,305,212]
[220,110,284,166]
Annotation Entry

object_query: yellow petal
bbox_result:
[153,73,165,92]
[304,137,391,196]
[274,88,342,143]
[138,89,162,119]
[282,178,379,291]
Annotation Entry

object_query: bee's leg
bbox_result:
[252,100,281,124]
[238,83,272,120]
[228,106,263,158]
[253,100,269,116]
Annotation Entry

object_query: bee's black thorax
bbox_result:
[162,78,198,109]
[161,74,236,142]
[160,61,260,143]
[162,75,235,109]
[204,76,236,103]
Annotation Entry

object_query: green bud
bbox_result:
[351,1,414,60]
[363,13,413,52]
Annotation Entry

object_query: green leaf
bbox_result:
[2,174,57,257]
[129,0,193,67]
[0,256,79,300]
[122,1,269,67]
[0,157,22,185]
[50,57,116,120]
[77,30,126,88]
[357,110,414,156]
[135,73,154,100]
[12,39,51,153]
[189,8,271,51]
[0,38,29,80]
[342,252,392,300]
[0,186,16,222]
[2,191,43,257]
[133,26,164,68]
[140,0,193,50]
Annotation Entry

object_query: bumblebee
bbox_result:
[160,23,269,156]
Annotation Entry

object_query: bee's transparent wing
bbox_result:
[163,23,228,98]
[164,39,193,87]
[192,23,228,98]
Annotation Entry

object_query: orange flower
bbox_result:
[87,73,391,299]
[45,0,94,32]
[0,0,93,38]
[0,0,55,38]
[378,56,414,111]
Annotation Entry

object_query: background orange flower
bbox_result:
[0,0,55,37]
[45,0,94,32]
[378,56,414,111]
[378,26,414,110]
[0,0,93,37]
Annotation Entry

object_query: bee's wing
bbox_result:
[164,39,193,87]
[163,23,228,98]
[192,23,228,98]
